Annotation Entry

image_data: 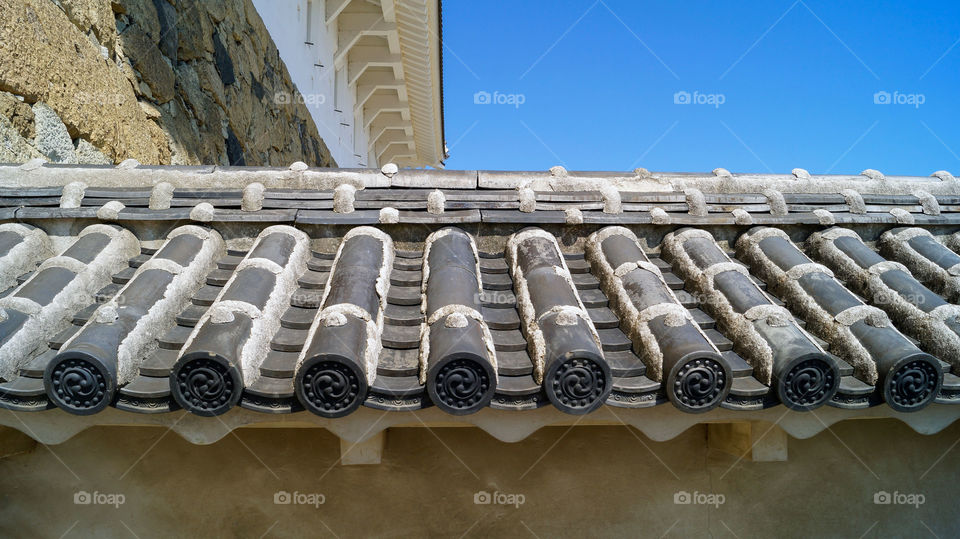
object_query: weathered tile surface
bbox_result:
[1,165,959,419]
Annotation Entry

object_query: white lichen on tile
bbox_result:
[814,209,835,225]
[889,207,914,225]
[427,189,445,214]
[189,202,215,222]
[59,181,87,208]
[736,227,882,383]
[506,228,601,383]
[807,227,960,369]
[334,184,357,213]
[242,182,265,212]
[762,189,787,216]
[378,207,399,224]
[912,190,940,215]
[732,208,753,225]
[298,226,393,384]
[564,208,583,224]
[0,225,140,380]
[586,226,716,381]
[650,207,671,225]
[518,186,536,213]
[0,224,53,292]
[840,189,866,214]
[149,182,175,210]
[880,228,960,303]
[96,200,125,220]
[932,170,955,182]
[683,188,707,217]
[600,184,622,214]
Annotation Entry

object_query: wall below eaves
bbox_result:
[0,0,336,167]
[0,420,957,537]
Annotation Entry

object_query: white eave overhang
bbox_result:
[330,0,445,168]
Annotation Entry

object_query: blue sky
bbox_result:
[441,0,960,175]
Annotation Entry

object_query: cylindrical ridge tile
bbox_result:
[880,227,960,304]
[808,227,959,382]
[420,228,497,415]
[0,224,139,382]
[662,228,839,411]
[738,227,940,412]
[0,223,53,293]
[506,228,610,415]
[294,227,393,418]
[47,226,223,414]
[172,225,310,416]
[586,226,730,413]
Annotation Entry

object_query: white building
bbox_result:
[253,0,446,168]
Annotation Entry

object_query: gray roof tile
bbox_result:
[1,166,958,419]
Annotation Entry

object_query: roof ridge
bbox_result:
[0,162,957,197]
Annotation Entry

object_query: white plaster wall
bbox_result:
[1,421,958,537]
[253,0,372,167]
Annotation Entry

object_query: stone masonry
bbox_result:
[0,0,336,167]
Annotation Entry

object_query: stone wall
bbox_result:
[0,0,336,167]
[0,420,958,537]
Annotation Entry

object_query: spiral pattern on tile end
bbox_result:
[46,356,111,415]
[545,357,610,414]
[887,358,940,412]
[778,357,838,411]
[671,356,729,413]
[429,358,494,415]
[296,359,365,418]
[171,357,241,416]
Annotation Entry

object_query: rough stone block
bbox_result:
[0,0,166,163]
[76,139,112,164]
[121,27,176,103]
[0,116,45,163]
[32,103,78,164]
[0,91,35,139]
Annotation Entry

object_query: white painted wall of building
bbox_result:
[253,0,370,167]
